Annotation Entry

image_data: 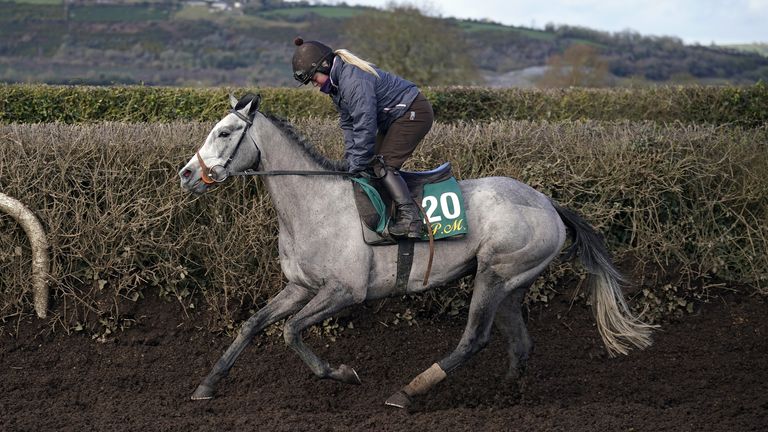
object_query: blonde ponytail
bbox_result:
[334,49,380,78]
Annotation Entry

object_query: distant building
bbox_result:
[182,0,234,12]
[209,2,230,11]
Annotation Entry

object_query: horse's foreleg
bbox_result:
[191,283,312,400]
[282,286,361,385]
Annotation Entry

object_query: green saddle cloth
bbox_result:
[351,175,467,244]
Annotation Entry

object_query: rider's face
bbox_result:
[311,73,329,88]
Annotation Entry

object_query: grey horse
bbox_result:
[178,94,654,408]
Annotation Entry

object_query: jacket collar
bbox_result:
[329,55,341,87]
[324,56,341,95]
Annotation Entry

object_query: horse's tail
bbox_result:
[551,200,655,356]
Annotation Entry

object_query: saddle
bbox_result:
[352,162,468,246]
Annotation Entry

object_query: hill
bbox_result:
[726,43,768,57]
[1,0,766,87]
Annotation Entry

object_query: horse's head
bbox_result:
[179,93,261,194]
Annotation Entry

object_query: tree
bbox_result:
[342,3,478,86]
[537,43,613,88]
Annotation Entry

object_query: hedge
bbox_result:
[1,119,766,334]
[1,83,767,126]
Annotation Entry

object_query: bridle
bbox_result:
[195,109,353,185]
[195,109,255,185]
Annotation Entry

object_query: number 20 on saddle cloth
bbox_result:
[351,162,468,246]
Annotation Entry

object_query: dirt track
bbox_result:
[1,294,766,432]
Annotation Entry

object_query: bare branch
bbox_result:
[0,192,50,318]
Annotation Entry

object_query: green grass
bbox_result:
[568,38,610,50]
[0,3,65,21]
[173,5,300,29]
[725,43,768,57]
[69,5,172,22]
[257,6,367,19]
[1,0,62,4]
[172,5,212,21]
[458,20,556,40]
[458,20,606,46]
[458,20,517,32]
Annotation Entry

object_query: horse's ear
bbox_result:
[228,93,238,109]
[234,93,261,119]
[245,94,261,116]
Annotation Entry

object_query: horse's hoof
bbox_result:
[335,364,362,385]
[505,362,527,381]
[505,368,522,382]
[191,384,215,400]
[384,390,412,409]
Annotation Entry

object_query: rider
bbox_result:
[291,37,434,239]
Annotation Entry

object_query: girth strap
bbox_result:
[395,239,415,293]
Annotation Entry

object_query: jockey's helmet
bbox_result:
[292,37,334,85]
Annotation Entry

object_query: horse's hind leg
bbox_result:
[385,254,550,409]
[385,269,505,408]
[191,283,312,400]
[494,286,533,381]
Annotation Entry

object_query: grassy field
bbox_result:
[458,20,556,40]
[727,43,768,57]
[173,5,301,29]
[0,3,65,21]
[69,4,172,22]
[257,5,368,19]
[0,0,62,4]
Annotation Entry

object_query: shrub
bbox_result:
[1,119,765,331]
[2,83,767,126]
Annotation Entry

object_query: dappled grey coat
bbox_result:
[327,56,420,172]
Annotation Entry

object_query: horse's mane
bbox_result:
[264,113,347,172]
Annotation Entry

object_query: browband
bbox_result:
[230,109,253,126]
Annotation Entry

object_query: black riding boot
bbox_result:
[380,168,423,238]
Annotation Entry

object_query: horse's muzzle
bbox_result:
[178,166,211,194]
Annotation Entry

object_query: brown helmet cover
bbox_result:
[291,37,334,85]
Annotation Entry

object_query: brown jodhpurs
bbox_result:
[374,92,434,170]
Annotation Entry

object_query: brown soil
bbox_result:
[1,294,766,432]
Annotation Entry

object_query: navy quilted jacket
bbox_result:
[327,57,420,172]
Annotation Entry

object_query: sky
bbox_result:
[310,0,768,45]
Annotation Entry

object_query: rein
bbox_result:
[229,169,356,177]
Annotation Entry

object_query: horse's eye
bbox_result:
[218,131,230,138]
